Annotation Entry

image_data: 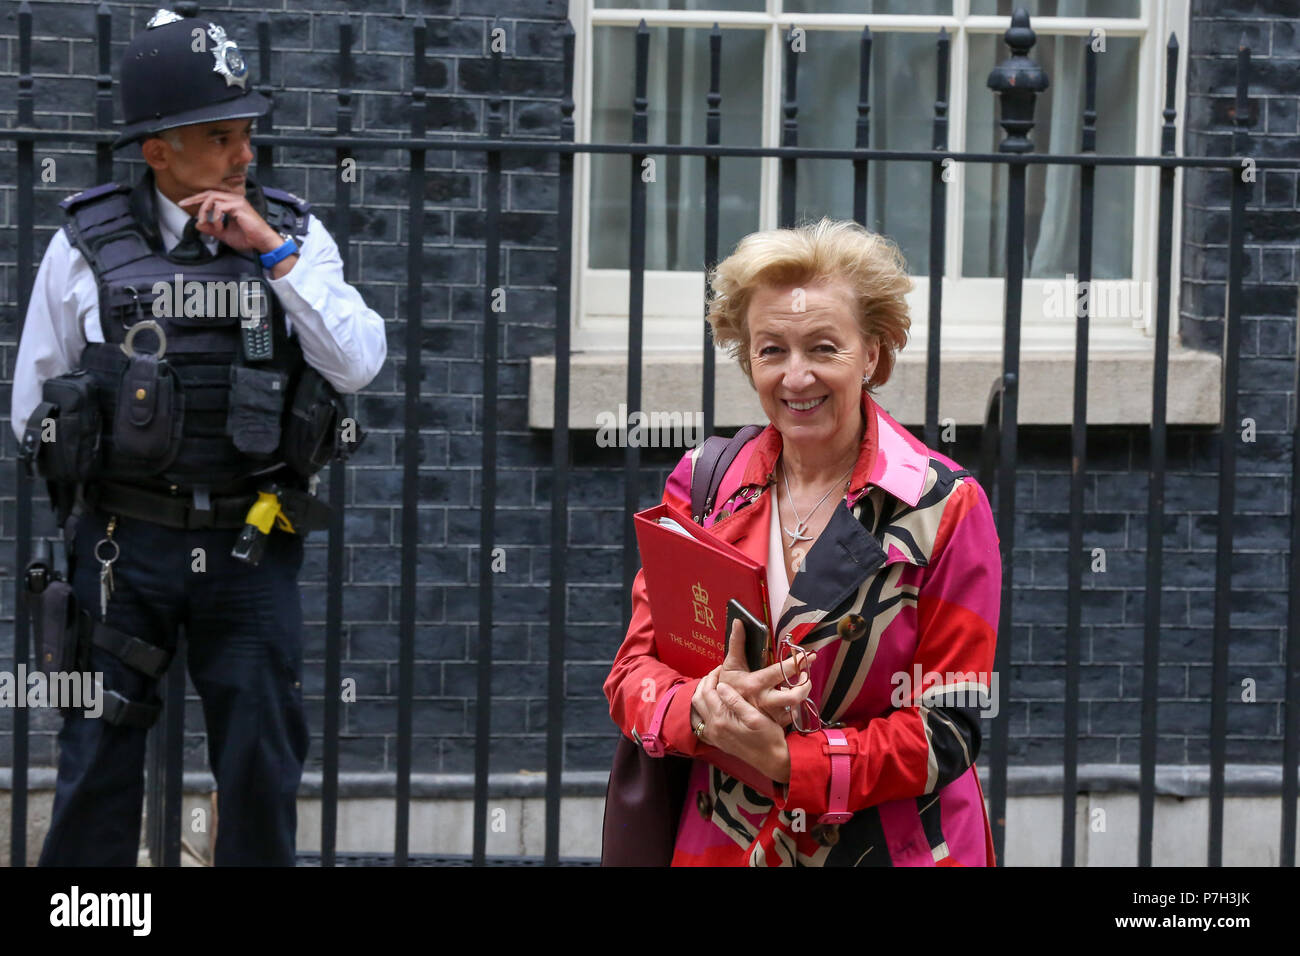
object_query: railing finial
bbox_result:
[986,8,1050,154]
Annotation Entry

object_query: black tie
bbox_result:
[171,216,214,263]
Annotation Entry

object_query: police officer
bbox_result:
[11,8,387,865]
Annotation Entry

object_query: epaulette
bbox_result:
[59,182,128,212]
[262,186,310,215]
[261,185,312,242]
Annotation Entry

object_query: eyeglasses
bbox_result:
[777,636,823,735]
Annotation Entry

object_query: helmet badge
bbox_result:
[206,22,249,90]
[146,8,183,29]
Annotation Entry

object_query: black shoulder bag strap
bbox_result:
[689,423,764,525]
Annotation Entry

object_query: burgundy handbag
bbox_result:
[600,424,764,866]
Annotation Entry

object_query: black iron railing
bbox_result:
[3,2,1300,868]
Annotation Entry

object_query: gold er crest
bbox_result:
[691,582,714,629]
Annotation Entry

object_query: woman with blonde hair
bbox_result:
[604,217,1000,866]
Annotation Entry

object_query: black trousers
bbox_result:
[38,505,309,866]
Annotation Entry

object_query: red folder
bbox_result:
[633,502,773,679]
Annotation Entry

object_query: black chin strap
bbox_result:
[128,168,164,251]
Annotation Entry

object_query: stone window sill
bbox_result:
[528,346,1223,429]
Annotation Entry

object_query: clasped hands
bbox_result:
[688,618,816,784]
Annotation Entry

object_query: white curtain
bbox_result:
[589,25,764,272]
[590,17,1138,279]
[1027,0,1138,279]
[965,24,1138,279]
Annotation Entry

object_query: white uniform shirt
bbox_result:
[11,185,388,441]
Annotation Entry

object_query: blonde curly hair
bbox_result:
[706,217,913,390]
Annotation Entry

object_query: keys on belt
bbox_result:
[95,516,119,620]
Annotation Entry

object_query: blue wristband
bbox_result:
[259,237,298,269]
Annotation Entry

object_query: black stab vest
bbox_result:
[61,172,312,492]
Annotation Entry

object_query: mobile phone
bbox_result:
[241,314,274,362]
[724,598,770,673]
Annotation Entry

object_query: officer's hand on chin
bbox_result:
[178,190,284,256]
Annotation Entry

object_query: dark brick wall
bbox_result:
[1181,0,1299,354]
[0,1,1296,781]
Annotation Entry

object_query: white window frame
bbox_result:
[564,0,1190,356]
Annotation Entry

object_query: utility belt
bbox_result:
[24,537,171,729]
[81,478,326,529]
[84,479,330,564]
[89,481,257,530]
[93,477,327,559]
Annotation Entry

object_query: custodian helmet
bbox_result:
[113,6,270,150]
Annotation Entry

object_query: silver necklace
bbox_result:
[779,455,853,546]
